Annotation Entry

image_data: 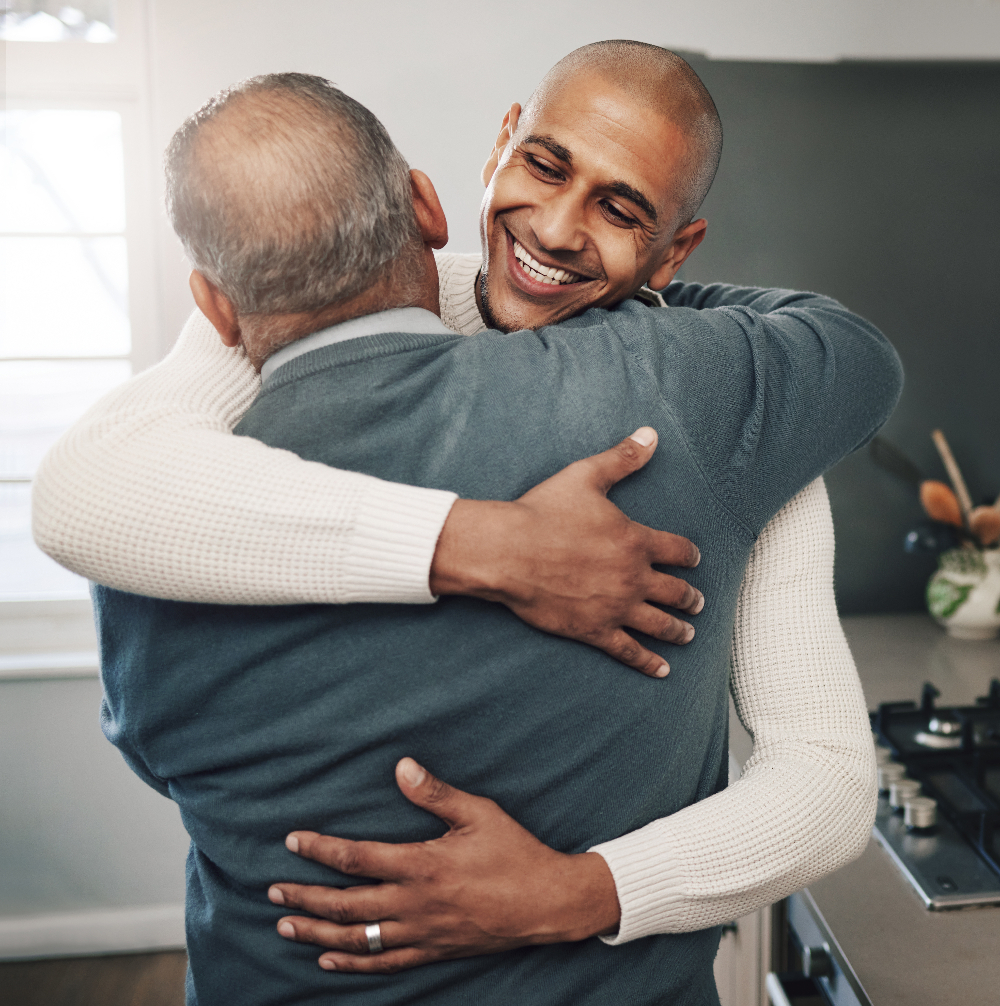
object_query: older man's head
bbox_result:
[165,73,439,365]
[478,41,722,332]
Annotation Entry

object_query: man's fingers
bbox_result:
[593,629,670,678]
[647,528,701,569]
[394,758,490,828]
[269,882,389,926]
[645,572,705,615]
[276,915,434,974]
[276,915,406,956]
[318,946,431,975]
[572,427,658,495]
[626,604,695,646]
[286,832,408,882]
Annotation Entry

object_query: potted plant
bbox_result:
[872,431,1000,640]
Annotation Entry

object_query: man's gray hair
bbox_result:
[164,73,419,315]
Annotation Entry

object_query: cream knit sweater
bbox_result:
[31,252,876,942]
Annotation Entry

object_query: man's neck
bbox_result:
[241,252,441,370]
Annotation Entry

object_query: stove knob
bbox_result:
[889,778,921,810]
[904,797,937,830]
[874,744,893,764]
[877,762,906,792]
[801,944,834,979]
[928,714,962,737]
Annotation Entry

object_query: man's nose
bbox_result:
[531,189,588,254]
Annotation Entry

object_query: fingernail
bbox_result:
[691,547,701,567]
[319,958,337,971]
[692,592,705,614]
[682,623,695,642]
[655,663,670,678]
[285,834,300,854]
[629,427,656,447]
[399,757,426,787]
[268,886,285,905]
[278,921,295,938]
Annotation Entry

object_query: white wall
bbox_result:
[146,0,1000,350]
[0,675,189,958]
[0,601,189,959]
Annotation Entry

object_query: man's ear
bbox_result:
[410,169,449,249]
[481,102,521,188]
[189,271,241,347]
[646,219,708,291]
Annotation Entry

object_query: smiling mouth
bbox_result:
[512,238,586,286]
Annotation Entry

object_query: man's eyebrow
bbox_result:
[520,133,658,224]
[607,181,658,224]
[520,133,573,166]
[521,132,658,223]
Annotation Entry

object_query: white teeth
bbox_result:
[513,240,581,285]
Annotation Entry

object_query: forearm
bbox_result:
[591,478,876,941]
[658,279,833,314]
[31,310,457,604]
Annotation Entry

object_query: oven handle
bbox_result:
[765,972,794,1006]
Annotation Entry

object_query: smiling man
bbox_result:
[476,47,716,332]
[36,43,890,1005]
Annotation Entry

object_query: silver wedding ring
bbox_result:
[364,922,384,954]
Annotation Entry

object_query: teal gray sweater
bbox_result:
[95,282,902,1006]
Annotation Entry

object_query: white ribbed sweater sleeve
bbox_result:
[31,310,457,604]
[591,477,877,942]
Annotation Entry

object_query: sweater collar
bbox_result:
[261,307,453,383]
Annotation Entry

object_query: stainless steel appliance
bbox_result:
[870,679,1000,909]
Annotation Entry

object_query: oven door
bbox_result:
[767,892,871,1006]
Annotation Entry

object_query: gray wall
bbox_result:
[680,57,1000,614]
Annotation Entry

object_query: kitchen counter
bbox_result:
[802,613,1000,1006]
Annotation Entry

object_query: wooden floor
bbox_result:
[0,951,186,1006]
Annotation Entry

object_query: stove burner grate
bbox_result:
[870,678,1000,909]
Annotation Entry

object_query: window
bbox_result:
[1,111,133,598]
[0,1,116,42]
[1,0,155,606]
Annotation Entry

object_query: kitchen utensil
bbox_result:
[869,437,967,528]
[869,436,922,487]
[919,481,964,528]
[970,505,1000,547]
[931,429,974,523]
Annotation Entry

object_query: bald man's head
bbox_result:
[521,41,722,226]
[165,73,419,316]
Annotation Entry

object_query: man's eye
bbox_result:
[525,154,562,179]
[602,201,637,226]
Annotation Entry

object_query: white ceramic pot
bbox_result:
[927,548,1000,640]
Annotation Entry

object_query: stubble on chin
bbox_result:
[478,267,574,334]
[477,267,510,333]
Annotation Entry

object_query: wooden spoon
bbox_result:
[931,430,973,524]
[920,480,965,528]
[970,505,1000,547]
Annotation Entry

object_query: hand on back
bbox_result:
[268,758,621,973]
[430,428,704,677]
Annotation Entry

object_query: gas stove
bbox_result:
[870,679,1000,909]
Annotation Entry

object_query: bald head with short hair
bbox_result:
[165,72,420,317]
[520,41,723,227]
